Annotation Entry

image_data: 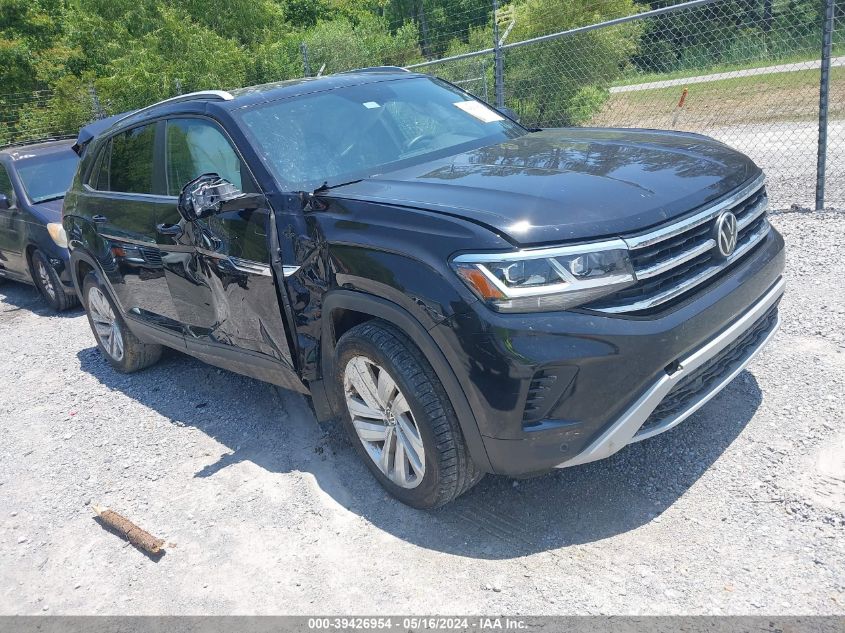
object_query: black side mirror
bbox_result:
[498,106,520,123]
[177,173,244,221]
[0,194,10,210]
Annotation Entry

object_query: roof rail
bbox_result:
[115,90,234,125]
[338,66,411,74]
[1,135,76,152]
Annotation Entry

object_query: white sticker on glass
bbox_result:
[363,101,381,109]
[453,100,504,122]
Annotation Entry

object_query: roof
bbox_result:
[0,138,76,161]
[223,70,421,109]
[72,69,424,152]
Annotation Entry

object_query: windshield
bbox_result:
[16,150,79,203]
[237,77,526,191]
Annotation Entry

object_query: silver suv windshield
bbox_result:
[236,76,526,191]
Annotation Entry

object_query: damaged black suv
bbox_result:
[64,69,785,508]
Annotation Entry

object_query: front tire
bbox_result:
[31,250,78,311]
[335,320,483,508]
[82,272,162,373]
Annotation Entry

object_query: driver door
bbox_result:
[0,164,25,277]
[157,116,302,390]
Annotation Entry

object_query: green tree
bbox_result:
[93,5,250,112]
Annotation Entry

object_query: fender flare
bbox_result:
[318,289,493,473]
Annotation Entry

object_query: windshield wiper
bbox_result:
[33,194,64,204]
[312,178,364,195]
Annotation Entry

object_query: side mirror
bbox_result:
[498,106,520,123]
[0,194,10,210]
[177,173,244,220]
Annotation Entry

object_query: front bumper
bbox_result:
[557,276,782,468]
[435,227,785,475]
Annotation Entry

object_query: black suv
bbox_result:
[64,69,785,508]
[0,139,80,310]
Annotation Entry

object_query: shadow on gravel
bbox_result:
[0,279,83,318]
[77,345,762,560]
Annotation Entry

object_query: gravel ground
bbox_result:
[1,210,843,616]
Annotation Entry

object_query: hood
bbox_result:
[30,198,64,223]
[329,128,759,246]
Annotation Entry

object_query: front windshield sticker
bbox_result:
[363,101,381,109]
[453,100,504,123]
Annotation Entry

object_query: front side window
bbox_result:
[165,118,245,195]
[236,76,525,191]
[103,124,156,194]
[15,150,79,203]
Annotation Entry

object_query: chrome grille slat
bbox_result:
[590,177,770,314]
[737,194,768,231]
[596,218,770,314]
[635,238,716,280]
[624,174,765,250]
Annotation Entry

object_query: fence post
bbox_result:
[300,42,312,78]
[88,83,105,120]
[815,0,834,211]
[492,0,505,108]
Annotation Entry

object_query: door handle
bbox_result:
[92,215,107,224]
[156,223,183,238]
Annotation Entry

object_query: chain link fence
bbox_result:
[407,0,844,210]
[1,0,842,209]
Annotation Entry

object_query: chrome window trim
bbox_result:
[557,277,784,469]
[623,173,765,250]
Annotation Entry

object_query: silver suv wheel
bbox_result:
[35,258,56,300]
[343,356,426,489]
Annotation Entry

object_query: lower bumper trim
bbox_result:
[556,276,784,469]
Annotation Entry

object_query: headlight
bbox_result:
[47,223,69,248]
[451,239,635,312]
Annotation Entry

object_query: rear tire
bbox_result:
[31,250,78,311]
[335,320,483,508]
[82,272,162,373]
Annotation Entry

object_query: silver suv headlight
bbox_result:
[451,239,635,312]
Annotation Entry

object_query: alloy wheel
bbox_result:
[343,356,426,489]
[87,286,124,362]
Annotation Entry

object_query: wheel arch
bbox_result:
[69,249,104,307]
[317,289,493,473]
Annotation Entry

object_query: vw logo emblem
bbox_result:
[715,211,738,258]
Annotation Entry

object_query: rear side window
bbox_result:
[93,124,156,194]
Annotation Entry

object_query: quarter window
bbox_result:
[165,119,245,196]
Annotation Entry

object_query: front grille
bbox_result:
[589,178,770,315]
[140,247,163,267]
[636,303,779,436]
